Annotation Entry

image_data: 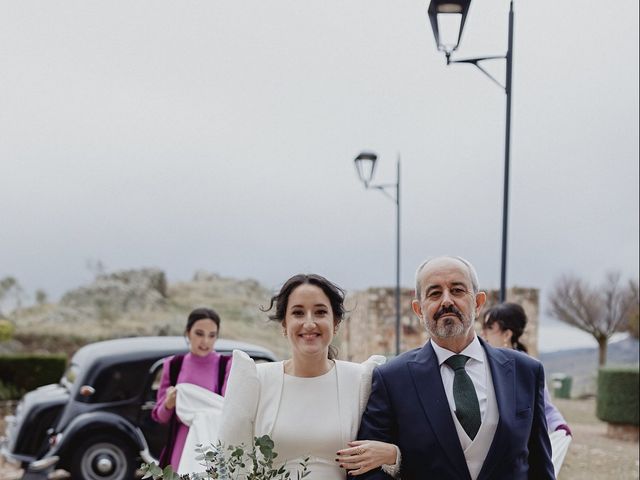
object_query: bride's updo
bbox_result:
[263,273,346,360]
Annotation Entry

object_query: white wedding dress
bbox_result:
[269,365,344,478]
[218,350,388,480]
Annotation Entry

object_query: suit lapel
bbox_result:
[477,340,515,480]
[409,342,471,480]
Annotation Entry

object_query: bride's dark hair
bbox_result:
[263,273,345,360]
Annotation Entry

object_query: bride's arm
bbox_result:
[340,355,400,477]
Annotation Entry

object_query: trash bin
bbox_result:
[551,373,572,399]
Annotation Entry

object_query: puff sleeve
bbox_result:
[217,349,260,448]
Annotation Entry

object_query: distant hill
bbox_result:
[6,268,639,381]
[540,336,639,397]
[7,269,291,358]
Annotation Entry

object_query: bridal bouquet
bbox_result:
[141,435,310,480]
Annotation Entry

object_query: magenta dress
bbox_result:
[151,352,232,469]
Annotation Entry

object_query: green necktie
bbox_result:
[445,354,481,440]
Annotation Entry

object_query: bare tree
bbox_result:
[35,289,48,306]
[86,259,107,279]
[548,272,637,365]
[0,276,24,317]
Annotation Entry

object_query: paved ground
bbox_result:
[554,398,639,480]
[1,398,638,480]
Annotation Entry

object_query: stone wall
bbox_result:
[343,286,539,361]
[343,287,419,361]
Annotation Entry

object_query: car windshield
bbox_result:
[60,363,80,391]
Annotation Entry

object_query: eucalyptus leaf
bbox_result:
[139,435,308,479]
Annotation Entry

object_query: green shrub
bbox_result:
[597,366,640,426]
[0,319,14,341]
[0,354,67,395]
[0,378,22,400]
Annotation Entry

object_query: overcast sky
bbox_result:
[1,1,638,351]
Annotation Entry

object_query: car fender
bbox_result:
[49,411,147,461]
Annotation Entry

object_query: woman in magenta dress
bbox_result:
[152,307,232,469]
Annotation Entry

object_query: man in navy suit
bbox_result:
[357,256,554,479]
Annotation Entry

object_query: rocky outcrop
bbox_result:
[7,269,287,355]
[59,268,168,316]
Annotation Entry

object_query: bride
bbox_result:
[219,273,400,479]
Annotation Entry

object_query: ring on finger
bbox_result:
[356,447,365,456]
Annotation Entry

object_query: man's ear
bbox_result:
[411,299,423,318]
[474,291,487,314]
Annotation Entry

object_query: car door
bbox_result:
[137,358,170,459]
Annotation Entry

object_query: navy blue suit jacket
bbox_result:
[357,338,555,479]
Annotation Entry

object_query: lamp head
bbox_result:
[427,0,471,55]
[354,151,378,187]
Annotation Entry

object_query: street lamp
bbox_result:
[353,151,401,356]
[427,0,471,57]
[428,0,514,302]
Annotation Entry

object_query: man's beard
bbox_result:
[426,304,474,338]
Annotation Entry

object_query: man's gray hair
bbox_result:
[414,255,480,299]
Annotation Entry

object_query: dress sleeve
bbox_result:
[380,445,402,478]
[543,383,568,432]
[151,356,174,424]
[218,349,260,448]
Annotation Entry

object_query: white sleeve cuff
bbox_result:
[380,444,401,478]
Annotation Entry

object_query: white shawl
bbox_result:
[175,383,225,475]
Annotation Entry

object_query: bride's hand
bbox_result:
[336,440,397,476]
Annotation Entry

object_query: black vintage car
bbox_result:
[0,336,277,480]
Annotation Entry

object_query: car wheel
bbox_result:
[70,435,136,480]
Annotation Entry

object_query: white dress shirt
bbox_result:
[431,335,488,421]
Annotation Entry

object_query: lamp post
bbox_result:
[353,151,401,356]
[428,0,514,302]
